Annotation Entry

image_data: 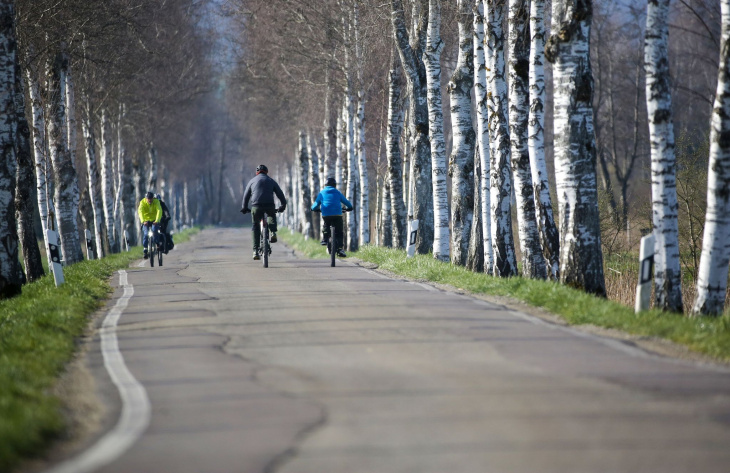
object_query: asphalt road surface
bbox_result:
[51,227,730,473]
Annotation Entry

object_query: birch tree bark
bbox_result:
[14,41,44,282]
[474,0,493,274]
[346,91,359,250]
[692,0,730,316]
[25,46,51,254]
[65,57,77,168]
[645,0,683,312]
[183,181,190,226]
[391,0,434,254]
[449,0,476,266]
[381,179,393,247]
[0,0,22,297]
[336,106,345,188]
[354,3,370,246]
[529,0,560,279]
[545,0,606,296]
[509,0,546,279]
[147,143,158,191]
[486,0,518,277]
[132,154,144,242]
[47,47,83,264]
[81,100,105,259]
[100,109,118,253]
[424,0,449,261]
[299,131,314,238]
[387,51,408,248]
[308,133,321,240]
[466,150,484,272]
[323,67,335,180]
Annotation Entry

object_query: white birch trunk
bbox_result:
[82,100,105,258]
[47,47,83,264]
[546,0,606,296]
[354,3,370,246]
[474,0,493,274]
[508,0,546,278]
[323,67,334,181]
[184,181,190,226]
[424,0,450,261]
[346,91,359,251]
[486,0,518,277]
[448,0,475,266]
[132,156,144,242]
[336,106,345,188]
[308,133,321,240]
[382,179,393,247]
[529,0,560,279]
[391,0,434,254]
[147,143,158,191]
[0,0,22,296]
[65,59,77,168]
[100,109,118,253]
[299,132,314,238]
[692,0,730,316]
[387,52,408,248]
[645,0,683,312]
[26,47,51,253]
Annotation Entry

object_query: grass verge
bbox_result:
[0,226,200,472]
[278,229,730,362]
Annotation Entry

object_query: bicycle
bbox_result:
[316,207,351,267]
[258,209,282,268]
[144,224,165,267]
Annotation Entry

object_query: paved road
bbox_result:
[67,228,730,472]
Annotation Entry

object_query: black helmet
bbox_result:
[256,164,268,174]
[145,191,154,199]
[325,177,336,187]
[155,193,162,200]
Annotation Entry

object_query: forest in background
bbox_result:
[0,0,728,316]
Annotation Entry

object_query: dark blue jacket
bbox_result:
[311,186,353,217]
[242,173,287,209]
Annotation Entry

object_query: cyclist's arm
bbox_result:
[311,192,322,211]
[273,182,287,207]
[241,182,252,210]
[340,193,354,210]
[138,200,148,224]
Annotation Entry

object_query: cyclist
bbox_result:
[240,164,287,260]
[156,194,173,253]
[138,191,162,259]
[311,177,353,257]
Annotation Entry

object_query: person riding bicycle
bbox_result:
[155,194,174,253]
[240,164,287,260]
[311,177,353,258]
[138,191,162,259]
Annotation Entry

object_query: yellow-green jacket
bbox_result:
[138,198,162,224]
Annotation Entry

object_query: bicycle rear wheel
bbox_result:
[330,225,336,267]
[158,233,165,266]
[149,241,155,267]
[262,222,269,268]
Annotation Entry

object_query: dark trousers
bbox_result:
[322,215,344,251]
[251,205,278,251]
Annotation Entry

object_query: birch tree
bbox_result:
[528,0,560,279]
[82,100,105,258]
[545,0,606,296]
[391,0,434,254]
[47,46,83,264]
[474,0,493,273]
[308,133,321,240]
[354,2,369,246]
[14,41,43,281]
[509,0,546,279]
[299,131,314,238]
[100,109,118,253]
[466,151,484,272]
[692,0,730,316]
[386,50,407,248]
[25,46,51,254]
[486,0,518,277]
[0,0,22,297]
[423,0,449,261]
[645,0,683,312]
[449,0,475,266]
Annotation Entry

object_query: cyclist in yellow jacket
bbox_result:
[138,191,162,259]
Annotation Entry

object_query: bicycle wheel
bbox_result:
[158,233,165,266]
[149,240,155,267]
[330,225,336,267]
[263,221,269,268]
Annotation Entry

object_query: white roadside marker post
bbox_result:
[635,233,655,313]
[85,229,95,260]
[46,229,65,286]
[406,219,419,259]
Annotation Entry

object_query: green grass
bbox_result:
[0,226,200,472]
[279,230,730,362]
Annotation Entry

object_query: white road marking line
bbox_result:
[45,270,151,473]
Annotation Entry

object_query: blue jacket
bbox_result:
[311,186,353,217]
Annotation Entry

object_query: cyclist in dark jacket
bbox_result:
[241,164,287,260]
[156,194,173,253]
[311,177,353,257]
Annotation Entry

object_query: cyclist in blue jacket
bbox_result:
[311,177,353,257]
